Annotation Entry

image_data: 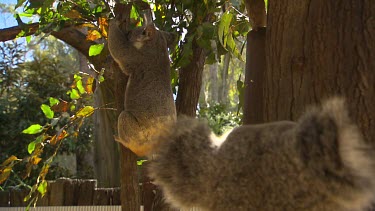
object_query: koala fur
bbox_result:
[108,19,176,156]
[148,98,375,211]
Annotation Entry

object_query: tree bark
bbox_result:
[176,38,207,117]
[243,28,266,124]
[242,0,267,124]
[265,0,375,146]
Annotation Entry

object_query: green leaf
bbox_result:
[98,75,105,83]
[218,12,233,48]
[226,33,243,60]
[27,141,35,154]
[49,97,59,107]
[37,180,48,196]
[76,106,95,118]
[25,35,31,43]
[137,159,148,166]
[22,124,43,134]
[67,89,80,100]
[76,79,85,94]
[41,104,54,119]
[88,44,104,56]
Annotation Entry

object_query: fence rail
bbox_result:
[0,178,120,207]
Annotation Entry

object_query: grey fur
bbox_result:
[148,98,375,210]
[108,19,176,156]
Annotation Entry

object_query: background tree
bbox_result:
[264,0,374,147]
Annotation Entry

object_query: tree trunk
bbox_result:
[176,38,207,117]
[93,76,121,188]
[243,28,266,124]
[209,63,219,103]
[265,0,375,146]
[219,53,230,105]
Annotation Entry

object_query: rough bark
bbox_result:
[266,0,375,146]
[244,0,267,29]
[243,28,266,124]
[176,37,207,117]
[93,77,121,187]
[242,0,267,124]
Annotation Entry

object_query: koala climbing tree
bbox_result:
[108,4,176,157]
[148,98,375,211]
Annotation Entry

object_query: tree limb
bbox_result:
[0,23,108,69]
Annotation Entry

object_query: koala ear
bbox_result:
[161,31,177,49]
[143,24,156,39]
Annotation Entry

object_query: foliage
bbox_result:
[198,103,242,135]
[0,39,95,200]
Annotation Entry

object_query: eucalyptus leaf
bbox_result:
[88,44,104,56]
[22,124,43,134]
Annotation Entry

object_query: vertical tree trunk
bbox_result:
[265,0,375,146]
[209,63,219,103]
[242,0,267,124]
[243,28,266,124]
[112,63,140,211]
[93,77,121,188]
[219,53,230,105]
[176,38,207,117]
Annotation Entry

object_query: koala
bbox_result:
[148,98,375,211]
[108,18,176,156]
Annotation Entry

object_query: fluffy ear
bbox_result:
[143,24,157,39]
[161,31,177,49]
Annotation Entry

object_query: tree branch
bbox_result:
[0,23,108,69]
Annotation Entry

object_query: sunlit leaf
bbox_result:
[85,77,94,94]
[226,32,243,60]
[218,12,233,48]
[137,159,147,166]
[37,180,48,196]
[86,30,102,41]
[30,156,42,165]
[26,35,31,43]
[98,75,105,83]
[49,97,59,107]
[27,141,36,154]
[88,44,104,56]
[1,155,19,166]
[76,106,95,118]
[41,104,54,119]
[98,17,108,38]
[39,164,50,180]
[67,89,80,100]
[76,79,85,94]
[0,167,12,184]
[22,124,43,134]
[50,130,68,145]
[70,105,76,111]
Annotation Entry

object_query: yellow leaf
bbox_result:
[31,156,42,165]
[0,167,12,184]
[86,30,102,41]
[39,164,50,181]
[99,17,108,38]
[1,155,18,167]
[85,77,95,94]
[76,106,95,118]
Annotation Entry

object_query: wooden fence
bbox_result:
[0,178,120,207]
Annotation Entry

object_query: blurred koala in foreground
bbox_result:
[148,98,375,211]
